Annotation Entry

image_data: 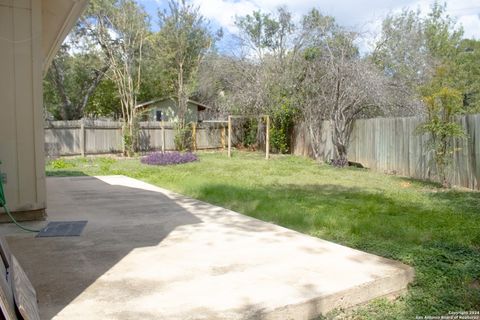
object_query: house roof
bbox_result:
[135,98,210,111]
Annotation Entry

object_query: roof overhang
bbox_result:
[42,0,89,75]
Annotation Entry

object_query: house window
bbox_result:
[156,110,163,121]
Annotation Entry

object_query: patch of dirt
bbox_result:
[469,279,480,290]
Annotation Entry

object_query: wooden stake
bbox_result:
[192,123,197,151]
[161,121,165,152]
[80,119,86,157]
[228,116,232,158]
[265,115,270,160]
[221,125,226,150]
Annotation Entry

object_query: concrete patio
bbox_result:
[0,176,414,320]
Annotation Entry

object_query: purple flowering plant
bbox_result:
[140,152,198,166]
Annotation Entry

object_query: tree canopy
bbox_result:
[43,1,480,161]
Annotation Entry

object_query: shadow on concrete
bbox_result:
[3,176,202,319]
[5,173,473,318]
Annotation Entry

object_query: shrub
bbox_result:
[97,157,117,171]
[174,125,193,151]
[122,121,139,157]
[417,86,466,187]
[50,158,75,169]
[140,152,198,166]
[243,118,258,148]
[270,99,297,154]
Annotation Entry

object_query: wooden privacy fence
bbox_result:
[45,120,226,157]
[292,114,480,190]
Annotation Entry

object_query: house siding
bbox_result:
[0,0,45,215]
[0,0,86,218]
[143,100,199,123]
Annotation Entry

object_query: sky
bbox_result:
[138,0,480,53]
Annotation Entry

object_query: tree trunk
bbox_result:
[331,117,350,167]
[307,122,321,160]
[177,62,187,128]
[76,65,110,117]
[51,60,73,120]
[51,59,109,120]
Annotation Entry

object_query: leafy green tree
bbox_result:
[230,8,297,153]
[137,34,171,104]
[235,7,294,62]
[418,84,466,187]
[454,39,480,112]
[372,9,429,89]
[44,41,108,120]
[269,98,296,153]
[295,9,387,165]
[87,0,149,156]
[373,2,471,186]
[423,2,463,61]
[372,2,464,114]
[153,0,214,150]
[155,0,214,128]
[84,78,121,118]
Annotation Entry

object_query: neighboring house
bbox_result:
[135,98,210,123]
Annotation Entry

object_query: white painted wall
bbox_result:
[0,0,86,216]
[0,0,45,214]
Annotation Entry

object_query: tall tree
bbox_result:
[235,7,294,63]
[44,31,109,120]
[155,0,214,129]
[372,9,431,89]
[372,2,464,113]
[374,2,469,184]
[86,0,149,155]
[423,2,463,62]
[84,78,122,119]
[228,8,297,152]
[455,39,480,112]
[296,9,387,165]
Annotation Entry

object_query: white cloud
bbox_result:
[138,0,480,52]
[191,0,417,31]
[189,0,480,45]
[404,0,480,39]
[191,0,258,33]
[458,14,480,39]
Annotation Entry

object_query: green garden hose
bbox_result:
[0,162,41,233]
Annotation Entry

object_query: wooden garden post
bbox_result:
[161,121,165,152]
[228,116,232,158]
[221,125,226,150]
[80,118,86,157]
[192,123,197,151]
[265,115,270,160]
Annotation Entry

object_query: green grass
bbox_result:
[46,151,480,318]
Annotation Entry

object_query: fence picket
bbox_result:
[45,120,225,157]
[292,115,480,190]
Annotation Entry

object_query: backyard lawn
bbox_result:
[46,151,480,319]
